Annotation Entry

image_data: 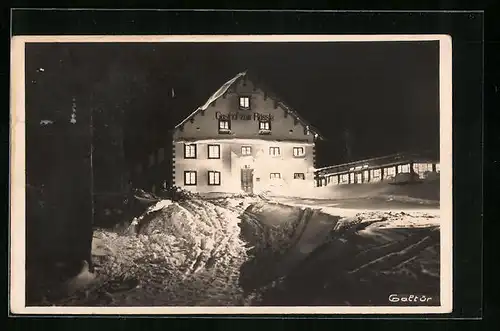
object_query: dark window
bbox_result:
[184,171,197,185]
[208,171,221,185]
[241,146,252,156]
[270,173,281,179]
[208,144,221,159]
[293,147,305,157]
[184,144,197,159]
[269,147,280,156]
[294,173,305,180]
[239,96,250,109]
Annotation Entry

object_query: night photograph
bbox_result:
[17,37,445,310]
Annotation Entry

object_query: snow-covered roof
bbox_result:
[175,71,247,129]
[175,138,315,145]
[174,71,324,140]
[315,152,439,175]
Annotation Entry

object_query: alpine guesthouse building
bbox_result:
[171,72,323,195]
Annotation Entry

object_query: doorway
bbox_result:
[241,168,254,194]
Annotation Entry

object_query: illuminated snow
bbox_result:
[147,199,174,213]
[40,120,54,126]
[174,138,314,146]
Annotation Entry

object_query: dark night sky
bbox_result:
[26,41,439,167]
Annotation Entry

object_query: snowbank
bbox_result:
[147,199,173,213]
[82,197,251,306]
[209,194,268,213]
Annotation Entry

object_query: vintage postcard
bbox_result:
[10,35,452,314]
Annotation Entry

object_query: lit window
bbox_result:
[384,166,396,178]
[184,171,197,185]
[363,170,369,179]
[413,163,420,174]
[340,174,349,184]
[269,147,280,156]
[158,148,165,163]
[397,164,410,173]
[219,119,231,132]
[239,96,250,109]
[331,176,339,185]
[184,144,197,159]
[413,163,433,178]
[259,121,271,131]
[436,164,440,173]
[372,169,382,178]
[208,144,221,159]
[414,163,430,174]
[294,173,305,180]
[208,171,221,185]
[270,173,281,179]
[293,147,305,157]
[241,146,252,156]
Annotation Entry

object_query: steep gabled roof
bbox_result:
[174,71,247,129]
[173,71,325,140]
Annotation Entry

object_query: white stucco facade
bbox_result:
[173,139,316,194]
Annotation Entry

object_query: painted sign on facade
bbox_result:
[215,111,275,122]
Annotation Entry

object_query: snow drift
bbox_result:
[269,179,440,204]
[238,201,440,306]
[44,197,259,306]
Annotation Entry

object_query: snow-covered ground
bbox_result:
[269,179,440,203]
[269,197,440,228]
[37,188,440,307]
[236,198,440,306]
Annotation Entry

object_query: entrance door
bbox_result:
[355,173,363,184]
[241,168,254,193]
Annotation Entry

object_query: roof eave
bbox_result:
[173,71,247,129]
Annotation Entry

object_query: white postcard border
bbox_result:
[10,34,453,315]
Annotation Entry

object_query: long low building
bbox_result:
[314,152,439,187]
